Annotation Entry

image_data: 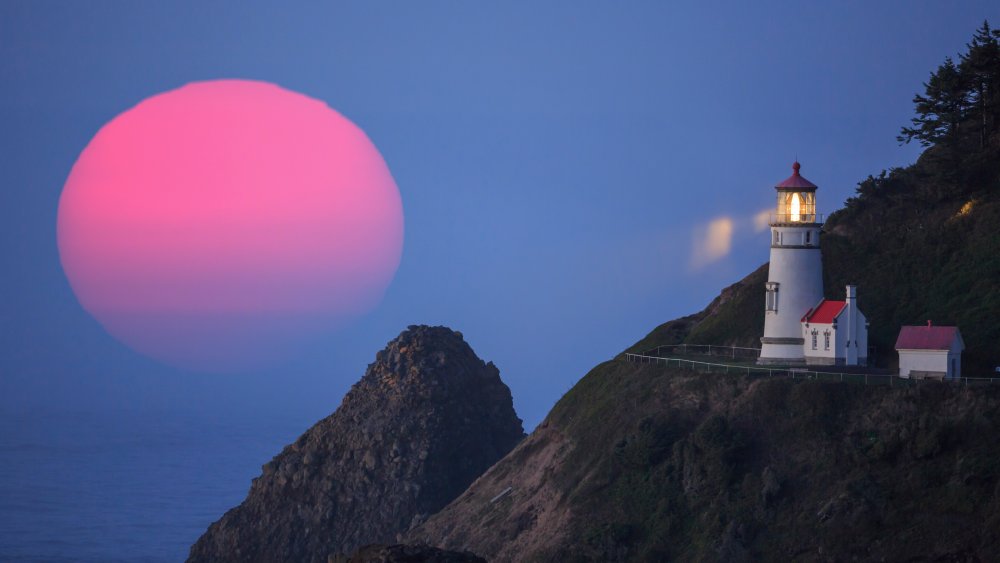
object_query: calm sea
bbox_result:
[0,408,313,562]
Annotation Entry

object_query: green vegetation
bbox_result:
[623,265,767,356]
[825,21,1000,372]
[543,359,1000,561]
[682,265,766,349]
[898,22,1000,150]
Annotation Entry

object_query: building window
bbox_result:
[823,332,830,350]
[765,282,779,312]
[805,230,811,245]
[811,330,818,350]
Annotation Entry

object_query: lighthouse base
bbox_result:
[757,338,806,366]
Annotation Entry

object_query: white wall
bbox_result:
[801,304,868,366]
[802,321,837,363]
[760,226,823,364]
[771,225,821,248]
[947,352,962,379]
[948,337,964,378]
[855,310,868,365]
[899,349,949,378]
[899,334,963,379]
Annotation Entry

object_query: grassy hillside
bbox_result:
[412,361,1000,561]
[550,364,1000,562]
[623,264,767,356]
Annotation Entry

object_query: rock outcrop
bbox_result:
[331,544,486,563]
[408,359,1000,561]
[188,325,524,563]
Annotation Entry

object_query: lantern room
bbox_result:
[772,162,819,224]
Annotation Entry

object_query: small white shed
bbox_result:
[895,322,964,380]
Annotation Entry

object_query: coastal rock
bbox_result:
[188,325,524,563]
[329,544,486,563]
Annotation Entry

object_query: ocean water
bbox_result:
[0,408,313,562]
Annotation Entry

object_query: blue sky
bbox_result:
[2,2,998,429]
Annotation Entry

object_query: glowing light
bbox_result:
[57,80,404,372]
[690,217,733,270]
[790,193,801,222]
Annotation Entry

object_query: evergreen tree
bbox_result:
[899,21,1000,152]
[898,57,967,147]
[959,21,1000,149]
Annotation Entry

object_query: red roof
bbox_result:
[802,300,846,324]
[895,325,962,350]
[776,161,818,190]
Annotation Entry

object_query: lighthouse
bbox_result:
[758,162,824,365]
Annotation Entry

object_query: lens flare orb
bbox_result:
[57,80,404,371]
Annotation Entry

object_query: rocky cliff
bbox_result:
[188,325,525,563]
[408,360,1000,561]
[332,544,486,563]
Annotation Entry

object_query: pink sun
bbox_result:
[57,80,404,371]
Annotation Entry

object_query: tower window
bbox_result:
[765,282,779,312]
[811,330,818,350]
[778,188,816,223]
[773,231,779,245]
[805,230,811,245]
[824,332,830,350]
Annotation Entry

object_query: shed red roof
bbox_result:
[776,161,818,190]
[802,300,846,324]
[895,325,961,350]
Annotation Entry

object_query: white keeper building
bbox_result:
[800,285,868,366]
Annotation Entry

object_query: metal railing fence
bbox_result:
[644,344,761,360]
[624,353,1000,386]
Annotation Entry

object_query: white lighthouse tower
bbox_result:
[758,162,824,365]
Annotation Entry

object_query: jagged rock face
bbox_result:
[331,544,486,563]
[409,359,1000,562]
[188,325,524,563]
